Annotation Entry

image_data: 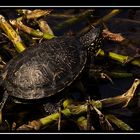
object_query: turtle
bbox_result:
[0,27,102,112]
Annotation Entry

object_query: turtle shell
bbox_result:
[2,36,87,100]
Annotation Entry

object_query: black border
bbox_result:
[0,0,139,6]
[1,133,140,139]
[0,5,140,137]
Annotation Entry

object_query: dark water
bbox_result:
[0,8,140,132]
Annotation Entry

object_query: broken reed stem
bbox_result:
[55,10,94,31]
[24,9,53,20]
[0,15,26,53]
[93,9,122,26]
[97,49,140,67]
[109,72,133,78]
[77,116,90,130]
[40,79,140,127]
[102,29,139,53]
[16,9,53,20]
[37,19,54,35]
[79,9,122,35]
[106,114,133,131]
[17,79,140,131]
[10,19,55,40]
[100,79,140,108]
[40,109,71,127]
[16,9,32,15]
[49,13,75,18]
[17,9,74,18]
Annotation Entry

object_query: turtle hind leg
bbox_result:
[0,91,8,124]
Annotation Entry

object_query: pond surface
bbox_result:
[0,8,140,132]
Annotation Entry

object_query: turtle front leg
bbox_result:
[0,91,8,124]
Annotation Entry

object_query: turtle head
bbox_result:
[79,27,102,53]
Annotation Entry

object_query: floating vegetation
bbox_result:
[0,8,140,132]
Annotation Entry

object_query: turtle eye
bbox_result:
[91,42,94,46]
